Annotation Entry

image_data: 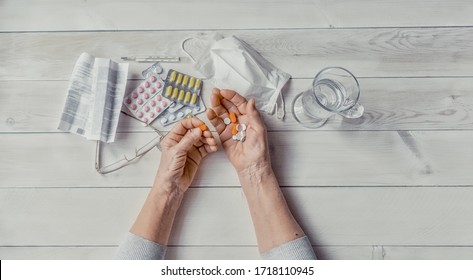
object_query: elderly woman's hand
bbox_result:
[155,117,217,195]
[206,88,271,175]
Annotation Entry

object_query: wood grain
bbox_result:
[1,77,471,133]
[2,28,473,81]
[1,0,472,31]
[2,187,473,248]
[0,246,376,260]
[1,130,471,188]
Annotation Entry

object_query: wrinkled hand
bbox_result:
[156,117,217,194]
[206,88,271,174]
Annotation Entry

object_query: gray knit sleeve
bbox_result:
[261,236,317,260]
[115,232,167,260]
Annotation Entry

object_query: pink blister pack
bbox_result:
[123,70,172,125]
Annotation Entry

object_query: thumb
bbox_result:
[175,128,202,152]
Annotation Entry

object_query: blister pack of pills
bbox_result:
[122,63,172,125]
[163,69,202,107]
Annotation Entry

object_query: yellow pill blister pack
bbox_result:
[163,69,202,107]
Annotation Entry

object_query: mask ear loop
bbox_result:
[181,37,198,63]
[275,93,286,120]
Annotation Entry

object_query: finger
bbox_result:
[221,98,242,115]
[220,89,248,115]
[172,117,205,137]
[210,89,229,118]
[175,127,202,152]
[247,98,265,128]
[206,108,227,135]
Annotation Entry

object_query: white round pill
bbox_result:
[177,112,184,118]
[160,118,168,124]
[224,118,231,125]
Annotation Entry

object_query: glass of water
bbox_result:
[292,67,364,128]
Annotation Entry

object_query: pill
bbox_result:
[177,111,184,118]
[190,93,198,105]
[150,76,157,82]
[188,77,195,88]
[137,99,143,105]
[169,71,177,82]
[232,135,238,141]
[182,75,189,86]
[172,88,179,99]
[184,92,191,103]
[143,117,148,123]
[150,100,156,106]
[162,101,168,107]
[149,112,155,118]
[178,90,185,102]
[138,86,144,93]
[144,106,150,112]
[223,117,231,125]
[137,112,143,118]
[161,118,168,124]
[240,135,246,142]
[165,86,172,97]
[237,123,247,131]
[156,82,162,88]
[194,79,201,90]
[150,88,156,94]
[144,81,150,88]
[144,93,150,99]
[230,112,237,123]
[176,73,183,85]
[156,95,162,101]
[156,107,161,112]
[231,124,238,135]
[169,114,176,121]
[125,98,132,104]
[198,124,208,131]
[132,92,138,99]
[131,104,137,110]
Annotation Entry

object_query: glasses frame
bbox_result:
[95,112,168,174]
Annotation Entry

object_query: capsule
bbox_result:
[194,79,201,90]
[190,93,198,105]
[184,91,191,104]
[172,87,179,99]
[165,86,173,97]
[198,124,208,131]
[188,77,195,88]
[178,90,185,102]
[176,73,183,85]
[182,75,189,86]
[229,112,237,123]
[169,71,177,82]
[231,124,238,135]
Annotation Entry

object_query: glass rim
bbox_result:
[311,66,360,113]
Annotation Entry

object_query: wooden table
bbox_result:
[1,0,472,260]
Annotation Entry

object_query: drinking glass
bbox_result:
[292,67,364,128]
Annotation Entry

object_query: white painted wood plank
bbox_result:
[1,130,472,188]
[1,0,472,31]
[0,246,374,260]
[2,28,473,81]
[4,245,473,260]
[382,247,473,260]
[2,187,473,247]
[1,77,471,133]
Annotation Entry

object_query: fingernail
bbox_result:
[192,128,202,136]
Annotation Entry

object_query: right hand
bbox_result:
[206,88,272,174]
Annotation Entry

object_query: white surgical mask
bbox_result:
[182,34,291,119]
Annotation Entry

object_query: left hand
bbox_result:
[155,117,217,194]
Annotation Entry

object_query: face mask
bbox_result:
[182,35,291,119]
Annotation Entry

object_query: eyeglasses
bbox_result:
[95,112,168,174]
